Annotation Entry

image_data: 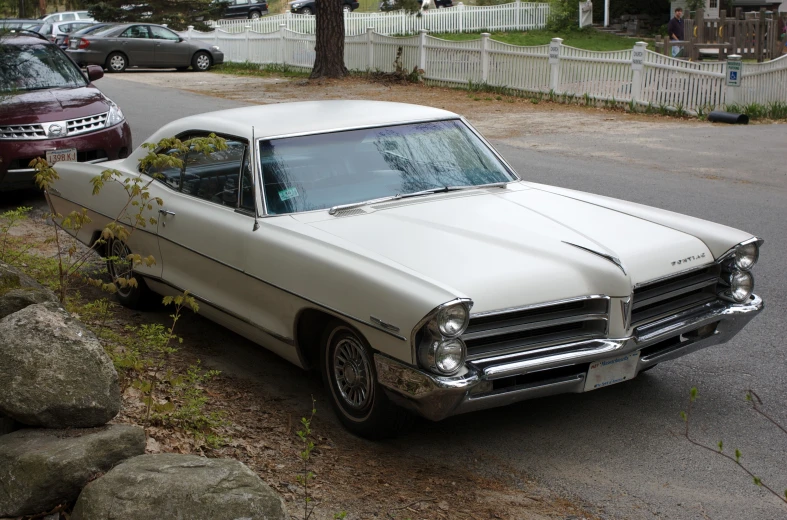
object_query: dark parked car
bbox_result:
[289,0,359,15]
[0,32,131,191]
[221,0,269,19]
[66,23,224,72]
[59,23,116,50]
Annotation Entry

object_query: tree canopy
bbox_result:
[86,0,226,31]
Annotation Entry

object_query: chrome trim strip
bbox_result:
[563,241,627,274]
[48,192,408,342]
[462,313,608,341]
[370,316,400,333]
[465,332,607,362]
[469,295,609,319]
[7,168,37,174]
[631,278,718,310]
[633,263,716,289]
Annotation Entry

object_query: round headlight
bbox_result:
[734,243,759,271]
[436,303,469,337]
[729,271,754,302]
[434,339,466,374]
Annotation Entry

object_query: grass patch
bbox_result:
[210,62,310,78]
[725,101,787,121]
[432,29,647,51]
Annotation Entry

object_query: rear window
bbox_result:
[0,43,87,93]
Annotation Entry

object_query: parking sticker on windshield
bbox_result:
[278,187,299,201]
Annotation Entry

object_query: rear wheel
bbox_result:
[192,51,212,72]
[342,4,351,12]
[105,52,127,73]
[106,239,153,309]
[321,320,414,439]
[249,10,261,18]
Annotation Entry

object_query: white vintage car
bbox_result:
[48,101,763,438]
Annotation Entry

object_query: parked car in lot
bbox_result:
[59,23,117,50]
[0,19,45,30]
[0,32,131,191]
[42,20,95,44]
[40,10,93,23]
[221,0,269,19]
[45,101,764,438]
[289,0,359,15]
[66,23,224,72]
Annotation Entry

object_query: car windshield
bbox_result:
[259,119,514,215]
[0,43,87,92]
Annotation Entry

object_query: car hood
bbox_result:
[0,86,110,124]
[296,184,716,313]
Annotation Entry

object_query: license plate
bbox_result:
[584,351,639,392]
[70,41,78,49]
[46,148,77,164]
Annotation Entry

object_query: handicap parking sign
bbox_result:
[729,71,738,81]
[727,60,742,87]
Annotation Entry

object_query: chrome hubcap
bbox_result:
[110,55,124,70]
[333,337,372,410]
[196,55,210,69]
[108,241,133,297]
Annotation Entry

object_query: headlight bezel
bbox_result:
[412,298,472,377]
[726,270,754,302]
[733,242,759,271]
[717,238,761,304]
[104,101,125,128]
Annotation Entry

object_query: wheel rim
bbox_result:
[110,55,125,71]
[107,240,133,298]
[251,11,260,18]
[196,53,210,70]
[333,335,373,411]
[302,8,312,14]
[343,5,350,12]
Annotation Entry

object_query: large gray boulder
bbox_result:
[0,425,146,517]
[0,302,120,428]
[72,454,286,520]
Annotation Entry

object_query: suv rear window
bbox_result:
[0,42,87,92]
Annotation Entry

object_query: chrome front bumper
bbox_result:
[375,295,763,421]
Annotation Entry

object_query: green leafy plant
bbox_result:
[296,397,318,520]
[680,387,787,506]
[0,206,32,264]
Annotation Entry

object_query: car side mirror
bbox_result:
[178,37,184,42]
[86,65,104,82]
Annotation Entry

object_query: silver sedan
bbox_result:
[66,23,224,72]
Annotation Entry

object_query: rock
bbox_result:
[72,454,286,520]
[0,261,49,292]
[0,425,145,517]
[0,302,120,428]
[0,287,58,319]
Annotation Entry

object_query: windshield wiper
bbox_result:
[327,182,509,215]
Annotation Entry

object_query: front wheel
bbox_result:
[342,4,351,12]
[106,239,153,309]
[321,320,414,439]
[191,51,212,72]
[300,6,313,15]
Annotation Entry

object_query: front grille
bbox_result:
[631,265,721,327]
[463,297,609,361]
[66,113,108,136]
[0,124,46,140]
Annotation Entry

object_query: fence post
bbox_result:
[515,0,521,30]
[458,3,464,33]
[548,37,562,92]
[725,54,742,105]
[480,32,490,82]
[367,27,374,71]
[630,41,647,104]
[418,29,428,73]
[245,25,251,62]
[279,23,286,65]
[286,10,291,31]
[187,25,194,41]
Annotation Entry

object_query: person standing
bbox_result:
[667,7,685,58]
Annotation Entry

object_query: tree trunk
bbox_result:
[310,0,348,79]
[38,0,46,17]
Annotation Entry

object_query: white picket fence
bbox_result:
[181,27,787,113]
[209,2,550,35]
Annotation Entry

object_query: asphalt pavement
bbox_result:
[29,77,787,519]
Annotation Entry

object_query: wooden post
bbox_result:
[366,27,374,71]
[663,34,670,56]
[719,10,726,45]
[630,41,647,103]
[735,7,742,20]
[548,37,562,91]
[755,8,765,62]
[697,8,705,43]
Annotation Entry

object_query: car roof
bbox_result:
[154,101,461,141]
[2,32,52,44]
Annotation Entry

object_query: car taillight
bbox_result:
[78,38,90,49]
[64,36,70,45]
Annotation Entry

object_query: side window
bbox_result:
[146,135,252,209]
[150,26,180,41]
[62,13,76,21]
[121,25,149,39]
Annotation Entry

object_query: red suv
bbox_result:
[0,32,132,191]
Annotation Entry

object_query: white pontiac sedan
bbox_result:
[48,101,763,438]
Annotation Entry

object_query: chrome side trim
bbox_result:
[370,316,400,333]
[49,192,408,342]
[633,263,716,289]
[469,294,609,319]
[563,241,627,274]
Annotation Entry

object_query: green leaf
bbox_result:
[735,449,742,463]
[717,440,723,452]
[680,411,687,422]
[690,387,698,402]
[753,476,761,486]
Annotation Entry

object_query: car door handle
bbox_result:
[159,209,176,216]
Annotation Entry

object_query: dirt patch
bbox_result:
[114,71,703,143]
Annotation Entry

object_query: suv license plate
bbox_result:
[46,148,77,164]
[584,351,639,392]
